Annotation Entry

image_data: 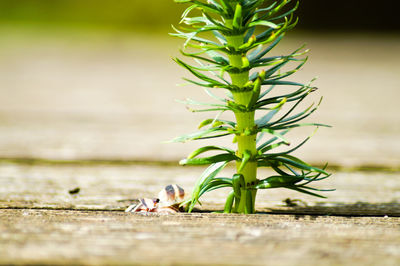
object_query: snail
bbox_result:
[125,184,185,214]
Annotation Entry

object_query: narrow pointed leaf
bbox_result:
[187,145,235,159]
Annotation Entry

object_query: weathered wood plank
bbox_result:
[0,29,399,167]
[0,209,399,265]
[0,162,399,216]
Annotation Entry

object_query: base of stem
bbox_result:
[225,188,257,214]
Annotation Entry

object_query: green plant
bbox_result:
[171,0,332,214]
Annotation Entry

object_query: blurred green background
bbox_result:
[0,0,399,32]
[0,0,182,31]
[0,0,399,166]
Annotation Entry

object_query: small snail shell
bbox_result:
[157,184,185,207]
[125,184,185,213]
[125,198,158,213]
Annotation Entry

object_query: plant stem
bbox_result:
[225,29,257,214]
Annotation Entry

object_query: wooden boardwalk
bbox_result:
[0,28,399,265]
[1,162,399,265]
[0,30,399,168]
[1,209,399,266]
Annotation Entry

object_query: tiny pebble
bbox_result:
[69,187,80,195]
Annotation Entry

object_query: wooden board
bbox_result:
[0,163,399,216]
[0,29,399,168]
[1,209,399,265]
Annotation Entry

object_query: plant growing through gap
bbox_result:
[171,0,333,214]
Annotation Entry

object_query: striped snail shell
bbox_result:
[125,184,185,213]
[157,184,185,207]
[125,198,159,213]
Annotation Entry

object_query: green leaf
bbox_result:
[256,173,330,198]
[218,0,233,15]
[251,19,288,48]
[257,129,289,151]
[271,164,294,177]
[258,84,276,100]
[258,140,287,155]
[224,191,235,213]
[271,97,324,128]
[182,77,225,89]
[180,153,237,165]
[260,128,317,157]
[169,126,230,143]
[257,161,273,167]
[187,145,235,159]
[264,136,311,157]
[262,80,304,87]
[182,16,208,25]
[232,3,243,31]
[245,189,254,214]
[188,162,228,212]
[248,34,284,62]
[263,58,294,79]
[197,118,214,129]
[269,1,299,21]
[205,50,229,64]
[179,0,223,16]
[256,109,280,127]
[180,3,198,22]
[256,97,286,124]
[255,86,311,108]
[256,175,304,189]
[203,12,230,30]
[199,177,233,198]
[267,93,311,126]
[272,122,331,131]
[175,58,227,86]
[268,57,308,81]
[171,25,222,47]
[232,173,244,199]
[243,0,265,10]
[238,150,252,173]
[275,155,328,175]
[244,26,256,42]
[197,118,235,129]
[247,77,261,108]
[260,128,290,144]
[248,20,279,29]
[180,50,227,66]
[254,1,278,14]
[268,0,294,18]
[299,185,335,192]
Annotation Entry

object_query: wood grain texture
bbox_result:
[0,163,399,216]
[0,28,399,265]
[0,30,399,167]
[1,209,399,266]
